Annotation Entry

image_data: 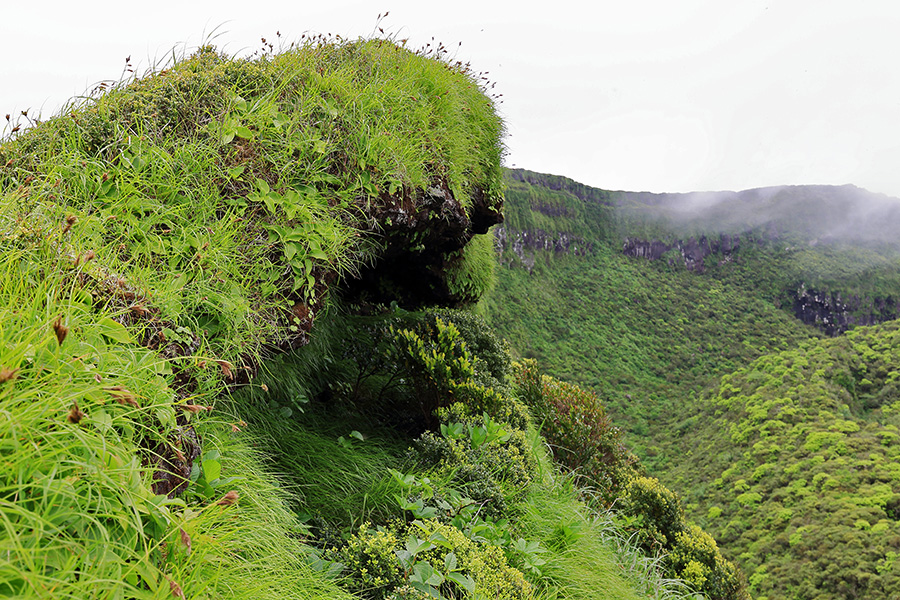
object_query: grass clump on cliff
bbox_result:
[0,35,506,381]
[0,31,504,599]
[0,232,354,599]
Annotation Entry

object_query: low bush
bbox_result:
[621,477,749,600]
[332,519,531,600]
[622,476,686,550]
[411,410,536,516]
[669,526,747,600]
[514,359,638,502]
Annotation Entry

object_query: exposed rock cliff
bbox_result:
[343,182,503,307]
[494,225,593,270]
[792,284,900,336]
[622,234,740,272]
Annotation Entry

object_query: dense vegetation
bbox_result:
[0,36,741,600]
[484,169,900,599]
[670,321,900,599]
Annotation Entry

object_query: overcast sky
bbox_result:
[2,0,899,197]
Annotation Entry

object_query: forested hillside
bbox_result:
[484,168,900,598]
[672,321,900,599]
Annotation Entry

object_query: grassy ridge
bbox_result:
[0,34,506,599]
[0,38,507,374]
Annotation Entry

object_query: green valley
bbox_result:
[484,168,900,599]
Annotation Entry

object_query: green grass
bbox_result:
[156,414,357,600]
[0,237,353,599]
[520,432,705,600]
[224,395,409,530]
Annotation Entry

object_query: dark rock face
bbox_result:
[622,238,671,261]
[468,186,504,234]
[149,425,202,497]
[343,181,503,307]
[494,226,594,271]
[792,284,900,336]
[622,235,740,272]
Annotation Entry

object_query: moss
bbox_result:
[444,233,498,304]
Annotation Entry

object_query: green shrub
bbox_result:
[428,308,512,391]
[622,476,686,550]
[411,411,536,515]
[622,478,749,600]
[416,520,532,600]
[332,523,406,598]
[386,585,434,600]
[514,360,638,501]
[332,520,531,600]
[390,317,477,427]
[387,317,529,431]
[669,526,748,600]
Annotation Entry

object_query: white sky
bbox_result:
[2,0,899,197]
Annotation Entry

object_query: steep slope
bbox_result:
[0,36,507,599]
[670,321,900,599]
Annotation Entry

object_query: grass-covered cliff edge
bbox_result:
[0,37,742,600]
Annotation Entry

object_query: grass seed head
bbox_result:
[0,367,19,383]
[52,316,68,346]
[105,386,139,408]
[67,401,85,424]
[216,490,239,506]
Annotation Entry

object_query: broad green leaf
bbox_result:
[469,426,487,448]
[447,572,475,594]
[97,316,133,344]
[428,531,452,549]
[309,248,330,261]
[202,458,221,483]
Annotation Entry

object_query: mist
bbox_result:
[612,184,900,246]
